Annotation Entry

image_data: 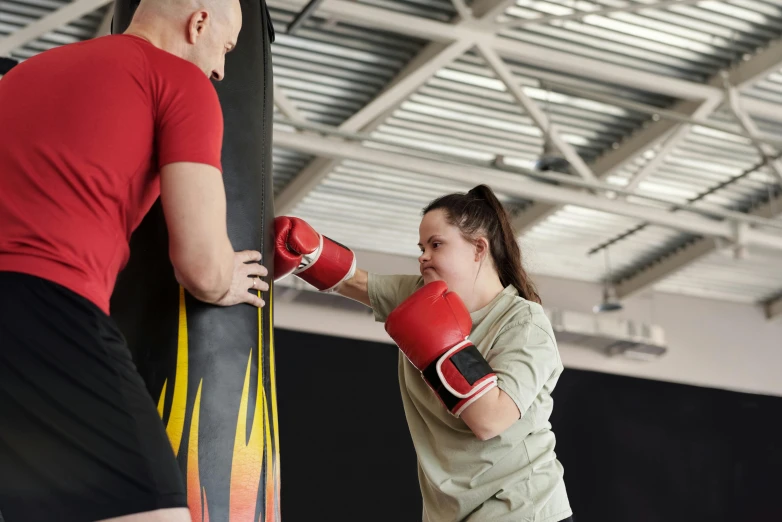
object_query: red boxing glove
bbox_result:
[385,281,497,417]
[273,216,356,292]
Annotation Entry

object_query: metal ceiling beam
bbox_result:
[450,0,474,21]
[725,85,782,186]
[272,0,782,304]
[276,0,577,216]
[618,37,782,193]
[588,38,782,299]
[275,40,474,214]
[94,5,114,38]
[273,82,307,123]
[502,0,703,29]
[751,193,782,219]
[589,99,717,178]
[622,96,724,192]
[511,96,722,234]
[513,32,782,236]
[726,37,782,90]
[549,83,782,148]
[476,42,598,181]
[471,0,518,20]
[317,0,782,113]
[614,190,782,300]
[0,0,112,56]
[319,0,712,101]
[614,238,721,299]
[337,38,476,132]
[315,0,782,226]
[279,0,779,221]
[273,127,782,252]
[280,116,780,227]
[276,0,559,217]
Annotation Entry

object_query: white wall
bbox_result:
[274,250,782,398]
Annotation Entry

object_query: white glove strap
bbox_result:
[436,339,476,399]
[453,380,498,417]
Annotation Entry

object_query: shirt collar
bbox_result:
[470,284,518,325]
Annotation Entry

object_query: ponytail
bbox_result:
[423,184,541,304]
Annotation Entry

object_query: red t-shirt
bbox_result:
[0,35,223,314]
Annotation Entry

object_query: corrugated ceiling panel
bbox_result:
[2,0,109,61]
[496,0,782,82]
[654,246,782,303]
[288,159,529,256]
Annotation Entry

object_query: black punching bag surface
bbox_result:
[109,2,279,521]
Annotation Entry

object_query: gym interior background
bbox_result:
[3,0,782,520]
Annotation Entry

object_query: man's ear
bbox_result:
[187,10,210,44]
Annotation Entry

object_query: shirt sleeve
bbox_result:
[487,312,563,418]
[367,273,423,323]
[154,65,223,172]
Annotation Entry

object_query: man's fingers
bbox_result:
[246,277,269,293]
[245,263,268,277]
[238,250,262,263]
[244,291,266,308]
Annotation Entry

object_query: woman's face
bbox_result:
[418,209,480,294]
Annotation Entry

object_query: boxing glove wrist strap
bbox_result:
[420,340,498,417]
[293,234,356,292]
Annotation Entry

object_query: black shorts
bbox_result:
[0,272,186,522]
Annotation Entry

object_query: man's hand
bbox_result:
[213,250,269,308]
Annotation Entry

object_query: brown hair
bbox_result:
[423,184,541,304]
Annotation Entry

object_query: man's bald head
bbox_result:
[127,0,242,81]
[134,0,233,22]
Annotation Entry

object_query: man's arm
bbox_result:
[161,161,265,306]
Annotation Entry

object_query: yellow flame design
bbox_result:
[188,380,208,522]
[157,379,167,418]
[268,287,281,514]
[157,286,189,457]
[229,339,265,521]
[263,383,273,522]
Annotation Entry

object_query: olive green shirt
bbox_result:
[368,274,572,522]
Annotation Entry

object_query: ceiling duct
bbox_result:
[545,309,667,361]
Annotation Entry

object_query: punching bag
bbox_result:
[109,2,280,521]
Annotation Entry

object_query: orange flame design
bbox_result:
[188,380,209,522]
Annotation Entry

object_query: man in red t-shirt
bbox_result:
[0,0,263,520]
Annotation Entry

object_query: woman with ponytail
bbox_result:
[274,184,573,522]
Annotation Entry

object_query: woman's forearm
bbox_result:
[336,268,372,307]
